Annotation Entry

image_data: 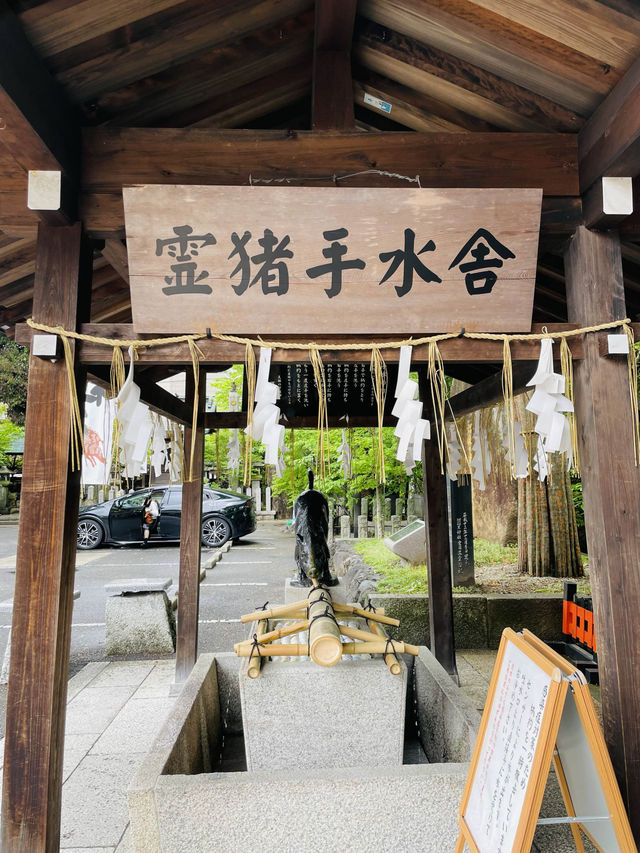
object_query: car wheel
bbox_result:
[201,516,231,548]
[77,518,104,550]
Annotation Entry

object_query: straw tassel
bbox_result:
[370,345,388,484]
[243,342,257,486]
[61,335,84,471]
[309,344,329,482]
[624,323,640,466]
[502,336,517,478]
[428,340,448,473]
[560,337,580,473]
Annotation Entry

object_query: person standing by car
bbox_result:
[141,494,159,546]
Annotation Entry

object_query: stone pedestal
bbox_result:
[104,578,175,656]
[391,514,401,534]
[239,654,407,771]
[357,516,368,538]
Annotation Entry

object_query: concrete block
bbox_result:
[284,577,348,605]
[239,655,407,771]
[368,594,430,647]
[357,516,368,538]
[105,578,172,595]
[339,514,350,538]
[384,520,426,564]
[413,649,481,763]
[486,594,563,648]
[153,765,468,853]
[105,593,175,656]
[453,595,488,649]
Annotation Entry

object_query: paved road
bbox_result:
[0,520,296,736]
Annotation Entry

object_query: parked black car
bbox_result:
[77,485,255,550]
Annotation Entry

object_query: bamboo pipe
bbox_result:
[368,619,402,676]
[308,585,342,667]
[236,644,311,657]
[241,601,309,623]
[234,620,309,652]
[333,602,400,627]
[247,619,267,679]
[342,641,419,655]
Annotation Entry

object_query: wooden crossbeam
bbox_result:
[15,322,588,365]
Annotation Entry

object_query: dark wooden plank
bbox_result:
[354,65,499,132]
[55,0,314,102]
[0,1,80,183]
[81,128,578,192]
[14,322,588,364]
[87,12,313,127]
[445,363,535,421]
[313,50,355,130]
[360,0,612,114]
[174,61,312,128]
[355,19,583,133]
[419,370,458,682]
[1,221,90,853]
[564,225,640,839]
[175,371,205,684]
[579,57,640,192]
[312,0,357,130]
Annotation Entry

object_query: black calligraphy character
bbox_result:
[305,228,366,298]
[378,229,442,296]
[228,231,252,295]
[251,229,293,295]
[156,225,216,296]
[448,228,515,296]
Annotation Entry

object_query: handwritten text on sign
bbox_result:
[123,186,542,334]
[464,641,552,852]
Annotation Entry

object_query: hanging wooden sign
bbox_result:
[123,185,542,335]
[455,629,635,853]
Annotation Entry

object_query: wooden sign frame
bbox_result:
[123,185,542,336]
[455,629,636,853]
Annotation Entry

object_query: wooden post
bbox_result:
[2,222,91,853]
[564,225,640,840]
[175,370,205,683]
[419,370,458,683]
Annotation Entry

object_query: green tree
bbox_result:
[0,338,29,426]
[0,410,24,472]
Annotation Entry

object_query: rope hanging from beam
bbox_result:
[26,317,640,478]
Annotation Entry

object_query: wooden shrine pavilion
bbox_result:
[1,0,640,849]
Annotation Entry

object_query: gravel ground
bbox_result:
[471,560,590,595]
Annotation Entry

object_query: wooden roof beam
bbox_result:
[0,2,80,223]
[312,0,358,129]
[579,56,640,215]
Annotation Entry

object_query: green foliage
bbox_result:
[473,537,518,566]
[272,426,421,509]
[0,412,24,471]
[571,479,584,528]
[0,338,29,426]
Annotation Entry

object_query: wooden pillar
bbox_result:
[564,225,640,838]
[2,222,91,853]
[175,371,205,683]
[419,371,458,682]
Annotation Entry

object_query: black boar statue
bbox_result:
[292,469,338,587]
